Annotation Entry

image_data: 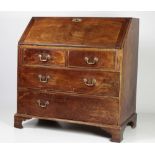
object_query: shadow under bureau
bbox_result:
[14,17,139,142]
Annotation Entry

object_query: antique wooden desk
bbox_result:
[14,17,139,142]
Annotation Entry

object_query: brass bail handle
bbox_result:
[84,57,99,65]
[38,74,50,83]
[38,53,51,62]
[37,100,49,108]
[83,78,96,87]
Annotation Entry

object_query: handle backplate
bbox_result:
[38,74,50,83]
[38,53,51,62]
[37,100,49,108]
[83,78,96,87]
[84,57,98,65]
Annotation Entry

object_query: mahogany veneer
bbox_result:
[14,17,139,142]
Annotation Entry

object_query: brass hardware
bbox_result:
[83,78,96,87]
[38,53,51,62]
[72,18,82,22]
[38,74,50,83]
[37,100,49,108]
[84,57,99,65]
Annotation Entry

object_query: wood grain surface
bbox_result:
[15,17,139,142]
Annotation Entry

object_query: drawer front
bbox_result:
[18,90,119,125]
[68,50,116,69]
[21,48,65,66]
[19,67,120,97]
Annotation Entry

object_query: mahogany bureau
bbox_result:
[14,17,139,142]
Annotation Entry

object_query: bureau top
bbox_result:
[19,17,133,49]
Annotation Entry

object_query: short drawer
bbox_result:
[68,50,116,69]
[21,48,65,66]
[18,67,120,97]
[18,90,119,125]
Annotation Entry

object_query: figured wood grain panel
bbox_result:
[18,90,119,125]
[68,50,116,70]
[19,17,131,48]
[22,48,65,66]
[18,67,120,97]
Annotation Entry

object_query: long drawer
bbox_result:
[18,67,120,97]
[18,90,119,125]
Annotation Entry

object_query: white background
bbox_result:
[0,11,155,146]
[0,11,155,113]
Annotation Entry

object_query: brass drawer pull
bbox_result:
[38,74,50,83]
[38,53,51,62]
[83,78,96,87]
[37,100,49,108]
[72,18,82,22]
[84,57,98,65]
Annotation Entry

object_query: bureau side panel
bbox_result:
[119,19,139,125]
